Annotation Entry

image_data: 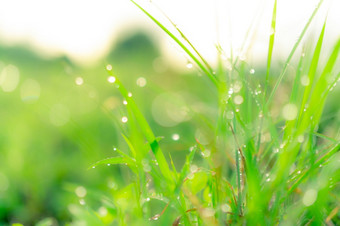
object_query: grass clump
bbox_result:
[71,0,340,225]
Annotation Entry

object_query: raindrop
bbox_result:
[113,147,117,151]
[172,133,180,141]
[75,186,87,198]
[202,149,211,158]
[282,104,298,120]
[186,63,193,69]
[107,76,116,83]
[228,88,234,95]
[92,166,95,169]
[79,199,86,205]
[297,135,304,143]
[202,208,215,217]
[221,204,231,213]
[123,100,128,105]
[128,92,132,97]
[190,165,198,173]
[106,64,113,71]
[136,77,147,87]
[0,64,20,92]
[226,111,234,119]
[300,75,310,86]
[233,81,242,93]
[20,79,40,103]
[250,68,255,74]
[303,189,317,206]
[98,207,108,217]
[234,95,244,105]
[107,164,111,166]
[143,164,151,172]
[266,178,271,182]
[121,116,128,123]
[75,77,84,85]
[150,214,160,221]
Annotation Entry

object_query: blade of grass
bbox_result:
[257,0,277,152]
[266,0,324,106]
[151,1,214,75]
[106,69,173,184]
[130,0,218,87]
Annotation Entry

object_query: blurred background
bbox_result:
[0,0,339,224]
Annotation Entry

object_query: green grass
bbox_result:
[65,0,340,225]
[0,0,334,225]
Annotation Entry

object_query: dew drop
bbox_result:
[250,68,255,74]
[107,164,111,166]
[190,165,198,173]
[226,111,234,120]
[228,88,234,95]
[172,133,180,141]
[107,76,116,83]
[301,75,310,86]
[75,186,87,198]
[234,95,244,105]
[79,199,86,205]
[221,204,231,213]
[106,64,113,71]
[202,208,215,217]
[143,164,151,172]
[186,63,193,69]
[121,116,128,123]
[128,92,132,97]
[98,207,108,217]
[136,77,147,87]
[123,100,128,105]
[282,104,298,120]
[297,135,304,143]
[75,77,84,85]
[202,149,211,158]
[303,189,317,206]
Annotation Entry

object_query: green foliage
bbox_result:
[1,0,339,225]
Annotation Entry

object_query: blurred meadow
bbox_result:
[0,0,340,225]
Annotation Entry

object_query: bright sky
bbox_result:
[0,0,339,66]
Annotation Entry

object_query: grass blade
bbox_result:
[129,0,218,87]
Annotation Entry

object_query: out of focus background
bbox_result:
[0,0,339,224]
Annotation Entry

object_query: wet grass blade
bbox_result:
[266,0,324,106]
[106,69,173,184]
[129,0,218,87]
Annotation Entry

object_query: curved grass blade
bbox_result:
[151,1,214,75]
[129,0,218,87]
